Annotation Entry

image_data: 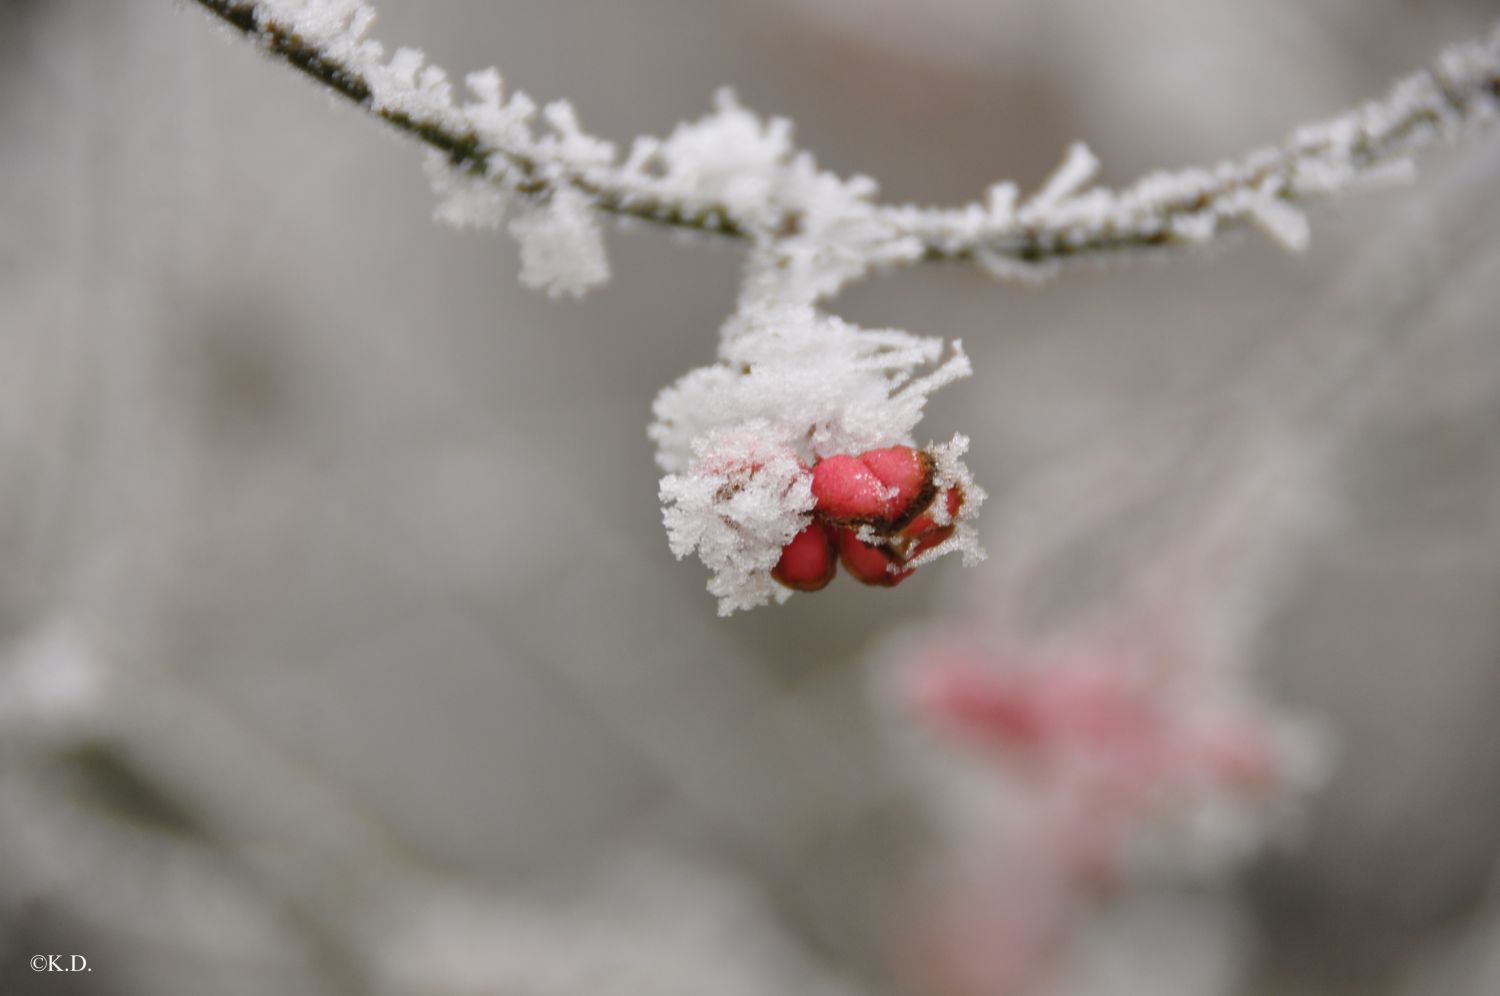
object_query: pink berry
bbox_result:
[835,528,914,587]
[859,447,931,523]
[812,446,933,527]
[810,454,891,522]
[913,661,1045,746]
[772,523,838,591]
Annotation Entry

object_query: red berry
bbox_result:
[810,454,890,522]
[835,528,914,587]
[772,522,838,591]
[859,447,930,522]
[812,446,933,527]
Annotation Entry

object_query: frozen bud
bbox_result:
[835,528,914,587]
[772,522,838,591]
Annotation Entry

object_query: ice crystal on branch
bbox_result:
[422,151,506,230]
[647,90,795,231]
[509,186,609,299]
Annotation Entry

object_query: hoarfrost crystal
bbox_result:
[509,186,610,298]
[650,305,971,473]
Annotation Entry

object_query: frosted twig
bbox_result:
[190,0,757,237]
[899,24,1500,266]
[192,0,1499,282]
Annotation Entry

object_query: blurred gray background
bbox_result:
[1,2,1499,994]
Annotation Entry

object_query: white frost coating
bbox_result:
[422,151,506,229]
[651,89,794,228]
[1247,191,1311,253]
[903,434,987,570]
[1027,142,1101,214]
[651,304,970,475]
[658,421,816,616]
[509,186,610,298]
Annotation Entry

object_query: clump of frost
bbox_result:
[906,434,987,570]
[635,91,922,304]
[741,176,921,306]
[658,421,815,616]
[459,66,538,151]
[1026,141,1100,214]
[422,151,507,230]
[639,89,796,228]
[650,304,970,472]
[508,186,610,298]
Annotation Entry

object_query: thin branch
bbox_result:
[190,0,754,240]
[899,28,1500,267]
[191,0,1497,276]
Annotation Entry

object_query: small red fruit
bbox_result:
[859,447,931,523]
[810,454,891,522]
[812,446,932,526]
[772,522,838,591]
[780,447,962,592]
[835,528,914,587]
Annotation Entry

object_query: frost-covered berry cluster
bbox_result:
[653,306,983,614]
[191,0,1500,612]
[802,446,969,587]
[745,444,973,600]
